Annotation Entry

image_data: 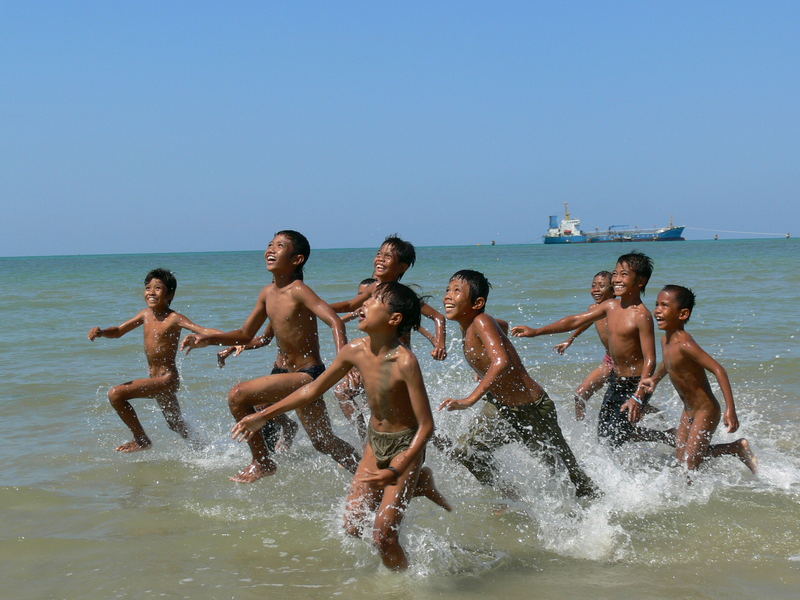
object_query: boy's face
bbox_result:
[144,278,172,309]
[443,277,480,320]
[590,275,613,303]
[653,290,689,330]
[373,244,408,281]
[612,261,645,297]
[357,294,399,333]
[265,234,300,273]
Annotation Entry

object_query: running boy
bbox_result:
[439,270,598,499]
[181,230,360,483]
[551,271,615,420]
[87,268,220,452]
[232,282,449,571]
[512,252,673,448]
[637,285,756,472]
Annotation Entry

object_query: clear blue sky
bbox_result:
[2,1,798,256]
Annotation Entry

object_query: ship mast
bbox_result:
[564,202,571,220]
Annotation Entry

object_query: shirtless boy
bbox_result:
[638,285,756,473]
[181,230,359,483]
[87,268,220,452]
[232,282,450,571]
[439,270,598,499]
[512,252,673,448]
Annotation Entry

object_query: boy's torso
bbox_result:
[264,282,323,369]
[143,310,181,376]
[605,299,649,377]
[663,333,720,413]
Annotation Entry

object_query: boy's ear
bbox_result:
[472,296,486,311]
[291,253,305,268]
[388,312,404,328]
[678,308,691,321]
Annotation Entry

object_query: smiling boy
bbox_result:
[439,270,599,499]
[88,268,221,452]
[512,252,673,448]
[637,285,756,473]
[232,282,449,571]
[181,230,359,483]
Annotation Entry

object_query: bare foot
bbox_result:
[414,467,452,511]
[115,439,151,452]
[274,419,299,452]
[737,439,758,474]
[229,461,277,483]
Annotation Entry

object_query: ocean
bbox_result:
[1,239,798,599]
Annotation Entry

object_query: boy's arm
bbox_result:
[683,340,739,433]
[181,289,268,352]
[637,361,668,396]
[296,286,348,352]
[416,325,436,345]
[421,302,447,360]
[217,331,272,368]
[439,316,508,411]
[362,353,433,486]
[329,290,372,314]
[554,321,593,355]
[174,313,223,337]
[510,303,606,338]
[620,311,657,422]
[231,347,356,440]
[88,311,145,340]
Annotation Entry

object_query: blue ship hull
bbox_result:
[544,226,685,244]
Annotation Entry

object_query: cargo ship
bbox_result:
[543,204,685,244]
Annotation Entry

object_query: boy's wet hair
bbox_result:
[594,270,613,282]
[382,234,416,271]
[359,277,377,286]
[616,251,654,293]
[662,284,696,317]
[372,281,422,338]
[275,230,311,279]
[450,269,491,309]
[145,268,177,297]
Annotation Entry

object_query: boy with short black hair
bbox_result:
[232,282,449,571]
[512,251,673,448]
[439,269,598,499]
[88,268,220,452]
[181,230,359,483]
[638,285,756,472]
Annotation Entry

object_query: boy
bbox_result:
[439,270,598,499]
[181,230,359,483]
[511,251,673,448]
[637,285,757,472]
[87,268,220,452]
[330,235,447,360]
[551,271,615,420]
[232,282,450,571]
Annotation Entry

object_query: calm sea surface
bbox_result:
[1,239,798,599]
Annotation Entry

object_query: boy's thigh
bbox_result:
[112,376,177,400]
[507,394,562,444]
[453,401,512,457]
[234,372,312,404]
[373,456,423,535]
[345,447,383,516]
[684,411,720,456]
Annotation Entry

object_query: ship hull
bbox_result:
[544,226,684,244]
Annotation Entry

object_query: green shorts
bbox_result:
[368,425,418,469]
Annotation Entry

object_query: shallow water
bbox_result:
[1,239,798,599]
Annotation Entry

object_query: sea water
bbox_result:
[1,239,798,599]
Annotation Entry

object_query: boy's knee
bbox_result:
[227,385,245,410]
[343,516,362,538]
[372,527,398,554]
[108,387,125,406]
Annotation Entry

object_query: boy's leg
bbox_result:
[106,375,178,452]
[709,439,758,473]
[296,398,360,473]
[227,372,313,482]
[681,411,719,470]
[513,395,600,499]
[372,455,423,571]
[449,401,513,492]
[574,363,612,420]
[343,446,383,539]
[673,412,692,464]
[154,390,190,440]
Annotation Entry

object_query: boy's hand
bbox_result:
[88,327,102,341]
[554,340,572,354]
[438,397,476,411]
[181,334,209,354]
[431,345,447,361]
[620,398,643,423]
[231,414,267,442]
[359,468,397,488]
[510,326,537,338]
[637,378,656,396]
[724,408,740,433]
[574,398,586,421]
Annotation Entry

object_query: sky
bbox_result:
[2,1,798,256]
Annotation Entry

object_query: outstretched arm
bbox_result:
[511,303,606,338]
[439,316,508,411]
[175,314,223,337]
[421,302,447,360]
[88,311,145,340]
[329,289,372,314]
[553,321,593,354]
[181,289,268,352]
[231,348,356,440]
[637,361,668,397]
[686,341,739,433]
